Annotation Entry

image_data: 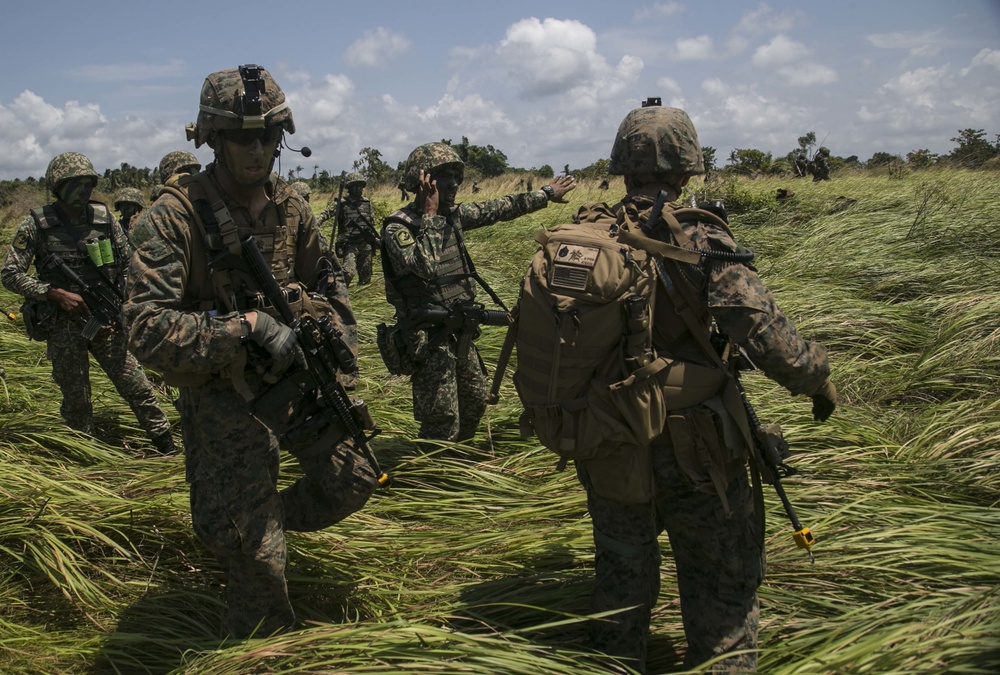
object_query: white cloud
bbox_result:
[344,27,411,68]
[777,62,838,87]
[634,1,684,21]
[880,66,949,108]
[657,76,683,96]
[734,3,802,34]
[752,35,809,68]
[866,30,946,59]
[495,18,643,100]
[961,48,1000,75]
[674,35,713,61]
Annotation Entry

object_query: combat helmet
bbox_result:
[186,64,294,149]
[114,187,146,210]
[609,103,704,176]
[291,181,311,198]
[344,172,367,188]
[158,150,201,183]
[818,146,830,156]
[45,152,99,191]
[402,142,464,192]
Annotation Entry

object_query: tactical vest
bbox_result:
[166,170,306,314]
[337,198,374,244]
[31,202,117,291]
[381,209,475,314]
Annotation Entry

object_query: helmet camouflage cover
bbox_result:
[402,142,464,191]
[291,181,311,197]
[188,64,294,148]
[114,187,146,208]
[345,172,367,188]
[45,152,99,191]
[158,150,201,183]
[609,105,705,176]
[818,146,830,156]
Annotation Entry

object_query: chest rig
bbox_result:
[31,202,118,291]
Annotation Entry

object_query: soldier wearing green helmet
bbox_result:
[552,100,836,673]
[319,172,378,286]
[379,141,576,442]
[124,65,379,639]
[810,146,832,181]
[114,187,146,233]
[0,152,176,455]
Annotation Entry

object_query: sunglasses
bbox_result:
[222,126,283,147]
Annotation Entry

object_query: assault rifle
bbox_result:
[40,253,124,340]
[407,303,511,362]
[240,236,389,488]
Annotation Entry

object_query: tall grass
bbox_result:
[0,169,997,673]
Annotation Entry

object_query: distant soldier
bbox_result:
[471,181,480,194]
[811,147,831,181]
[152,150,202,201]
[793,149,809,178]
[526,176,533,191]
[319,173,379,286]
[398,181,410,202]
[1,152,176,454]
[517,177,525,191]
[291,181,312,202]
[114,187,146,234]
[598,177,610,190]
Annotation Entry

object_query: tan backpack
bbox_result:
[494,217,727,465]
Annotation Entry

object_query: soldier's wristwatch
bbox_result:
[239,315,252,345]
[541,185,555,201]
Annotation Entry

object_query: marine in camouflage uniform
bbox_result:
[151,150,202,202]
[380,142,575,441]
[123,65,378,638]
[319,173,378,286]
[0,152,175,453]
[114,187,146,234]
[810,146,831,181]
[291,181,311,202]
[569,104,837,673]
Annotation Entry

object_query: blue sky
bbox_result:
[1,0,997,180]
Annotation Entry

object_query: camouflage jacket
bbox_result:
[381,190,550,315]
[576,197,829,397]
[320,197,377,246]
[123,166,355,380]
[1,201,131,302]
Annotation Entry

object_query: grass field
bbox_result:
[0,168,997,673]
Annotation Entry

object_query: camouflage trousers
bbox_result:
[576,434,763,673]
[177,378,379,639]
[46,312,170,440]
[339,242,374,286]
[410,339,487,442]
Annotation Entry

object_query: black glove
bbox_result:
[250,312,301,376]
[811,380,837,422]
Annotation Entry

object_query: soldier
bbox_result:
[113,187,146,234]
[319,173,378,286]
[291,181,312,202]
[398,180,410,202]
[1,152,176,454]
[793,149,809,178]
[380,142,575,441]
[471,181,480,194]
[123,64,380,638]
[563,103,836,672]
[811,146,832,181]
[150,151,202,202]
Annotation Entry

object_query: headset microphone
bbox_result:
[285,142,312,157]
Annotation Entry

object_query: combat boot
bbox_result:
[150,431,180,456]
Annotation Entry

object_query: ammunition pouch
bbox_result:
[377,322,416,375]
[20,299,55,342]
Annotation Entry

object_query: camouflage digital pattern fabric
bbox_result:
[124,164,373,638]
[401,142,464,191]
[811,150,831,181]
[158,150,201,183]
[609,105,705,176]
[0,201,170,443]
[567,197,831,673]
[189,65,294,148]
[45,152,99,190]
[291,181,311,199]
[344,172,366,187]
[114,187,146,208]
[320,197,377,285]
[381,189,549,441]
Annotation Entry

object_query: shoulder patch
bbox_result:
[394,229,415,247]
[12,231,28,250]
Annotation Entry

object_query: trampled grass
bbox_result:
[0,168,997,673]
